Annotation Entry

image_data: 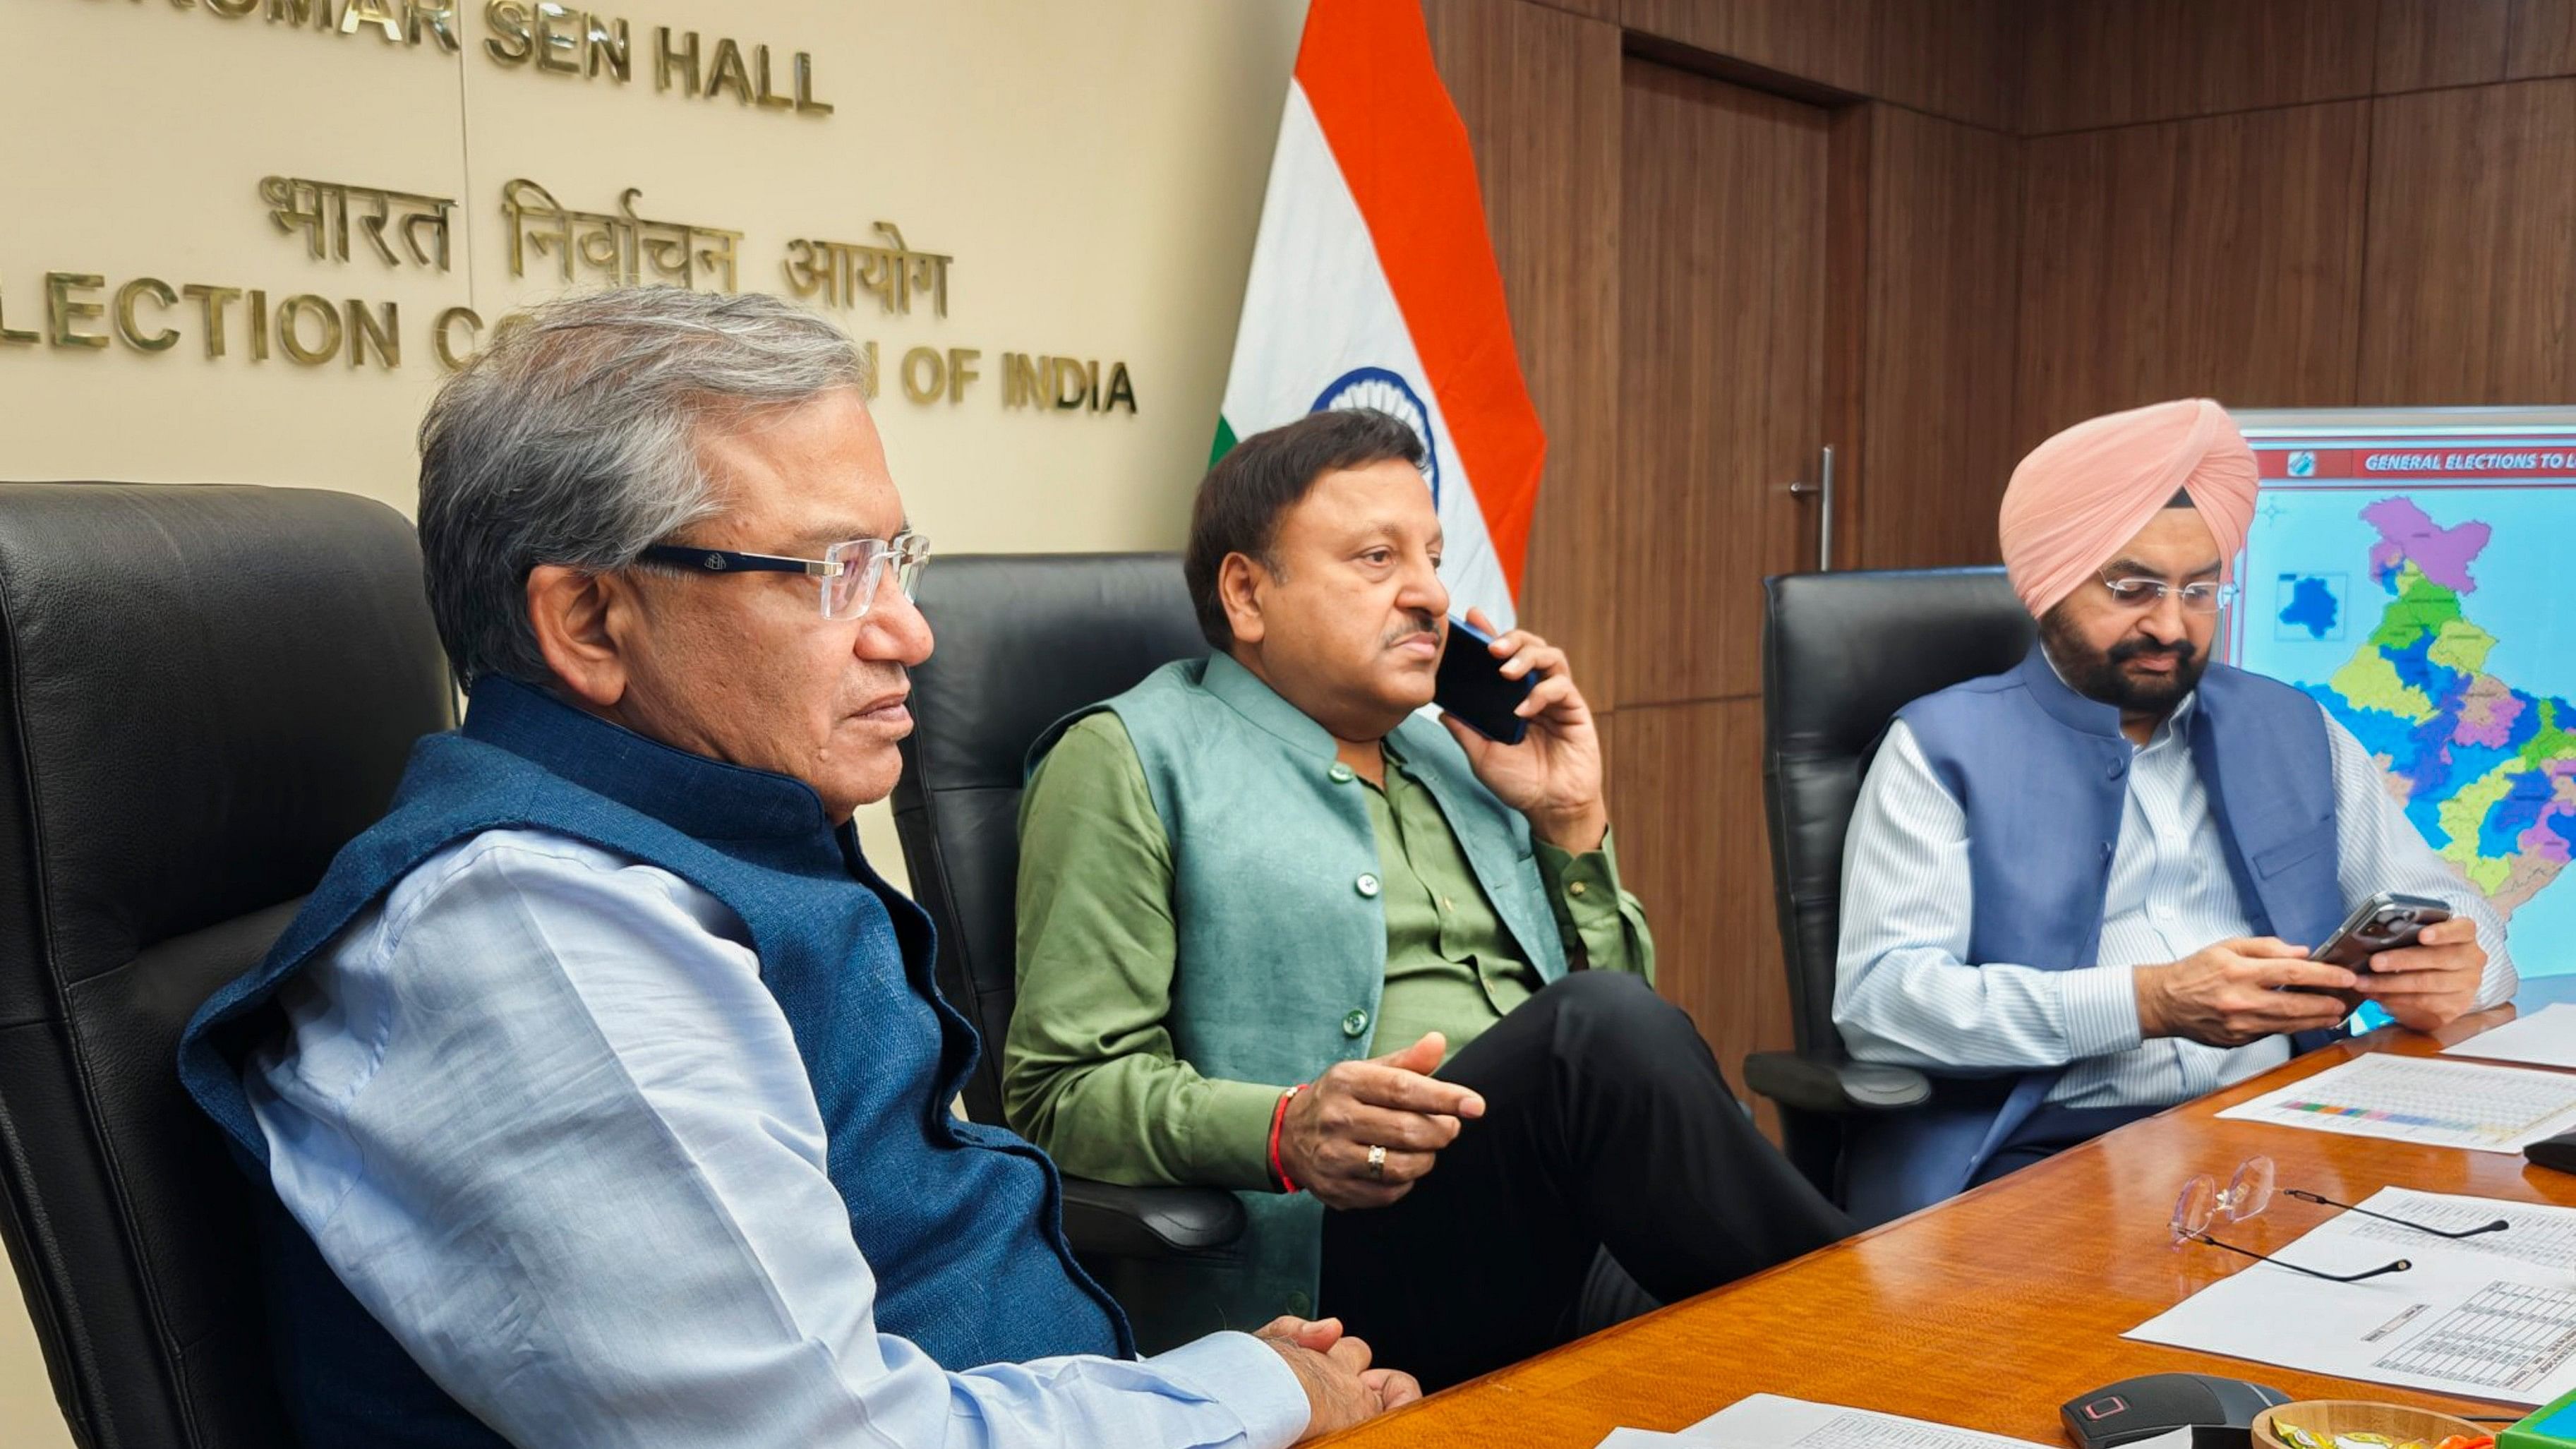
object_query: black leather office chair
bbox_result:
[1747,566,2035,1202]
[891,553,1245,1274]
[0,483,454,1449]
[894,551,1661,1345]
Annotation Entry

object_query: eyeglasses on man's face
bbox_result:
[2100,570,2239,614]
[2171,1156,2507,1283]
[637,531,930,623]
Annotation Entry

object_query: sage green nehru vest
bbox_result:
[1032,651,1568,1337]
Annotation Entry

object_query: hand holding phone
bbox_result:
[2311,891,2452,972]
[1431,611,1610,852]
[1432,615,1533,745]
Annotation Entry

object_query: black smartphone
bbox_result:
[2311,891,2452,970]
[1433,615,1533,745]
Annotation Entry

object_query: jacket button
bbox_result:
[1356,872,1380,898]
[1328,764,1354,783]
[1287,1290,1312,1315]
[1342,1009,1370,1038]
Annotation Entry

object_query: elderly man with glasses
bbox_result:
[1833,398,2515,1227]
[177,287,1414,1449]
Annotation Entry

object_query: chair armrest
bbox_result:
[1743,1050,1931,1114]
[1059,1177,1247,1258]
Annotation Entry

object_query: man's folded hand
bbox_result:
[1254,1316,1424,1441]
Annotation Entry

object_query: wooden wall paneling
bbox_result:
[1615,61,1830,707]
[1519,0,1620,21]
[1620,0,1877,95]
[2164,101,2369,409]
[2357,78,2576,404]
[2375,0,2511,92]
[1424,0,1625,707]
[2020,0,2379,136]
[2508,0,2576,77]
[1853,105,2021,570]
[1608,698,1788,1134]
[1873,0,2021,132]
[1820,105,1873,575]
[2013,124,2180,448]
[2015,103,2367,450]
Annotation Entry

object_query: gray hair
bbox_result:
[418,286,867,690]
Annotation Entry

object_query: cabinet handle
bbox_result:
[1786,444,1836,572]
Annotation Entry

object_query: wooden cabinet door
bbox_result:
[1613,60,1832,1124]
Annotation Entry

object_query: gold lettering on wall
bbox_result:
[1001,352,1138,414]
[113,279,181,352]
[47,274,109,350]
[277,294,342,366]
[181,284,241,359]
[433,306,482,372]
[0,279,39,346]
[482,1,533,62]
[262,176,456,270]
[347,299,401,369]
[780,224,950,318]
[500,179,742,291]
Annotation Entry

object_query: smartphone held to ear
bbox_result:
[2311,891,2452,971]
[1433,615,1534,745]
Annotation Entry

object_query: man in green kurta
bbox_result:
[1005,409,1848,1388]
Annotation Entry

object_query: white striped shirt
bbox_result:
[1834,688,2518,1109]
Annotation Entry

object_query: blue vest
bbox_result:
[178,678,1128,1447]
[1844,645,2344,1222]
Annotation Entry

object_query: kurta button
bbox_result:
[1328,764,1354,783]
[1567,880,1588,897]
[1356,872,1380,897]
[1342,1009,1370,1038]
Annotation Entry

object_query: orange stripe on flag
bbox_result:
[1293,0,1546,597]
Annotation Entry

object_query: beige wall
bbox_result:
[0,1,1308,1441]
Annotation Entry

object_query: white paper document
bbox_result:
[2215,1053,2576,1153]
[2445,1006,2576,1072]
[1592,1393,2050,1449]
[2127,1188,2576,1405]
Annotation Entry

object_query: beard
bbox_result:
[2038,604,2206,714]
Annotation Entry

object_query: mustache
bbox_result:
[1383,612,1441,648]
[2108,635,2196,665]
[852,662,910,704]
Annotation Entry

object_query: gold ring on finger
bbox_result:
[1366,1144,1387,1179]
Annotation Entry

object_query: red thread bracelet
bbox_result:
[1268,1083,1308,1194]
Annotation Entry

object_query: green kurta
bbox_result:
[1004,710,1654,1193]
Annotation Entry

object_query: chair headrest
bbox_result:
[1764,567,2033,759]
[0,482,453,1012]
[905,553,1205,790]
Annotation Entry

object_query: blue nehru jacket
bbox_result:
[178,677,1127,1447]
[1852,644,2346,1212]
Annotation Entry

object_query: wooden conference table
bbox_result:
[1325,993,2576,1447]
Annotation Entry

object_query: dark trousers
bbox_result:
[1318,971,1852,1389]
[1965,1100,2161,1189]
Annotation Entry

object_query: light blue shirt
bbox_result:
[243,827,1308,1449]
[1835,691,2517,1108]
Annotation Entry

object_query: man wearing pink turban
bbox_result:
[1829,399,2515,1225]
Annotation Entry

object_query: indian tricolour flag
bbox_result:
[1212,0,1545,626]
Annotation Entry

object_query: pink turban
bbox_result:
[1998,398,2258,618]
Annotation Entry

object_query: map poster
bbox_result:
[2230,415,2576,979]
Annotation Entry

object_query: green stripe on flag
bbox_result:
[1209,415,1239,468]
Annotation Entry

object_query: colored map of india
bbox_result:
[2308,497,2576,915]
